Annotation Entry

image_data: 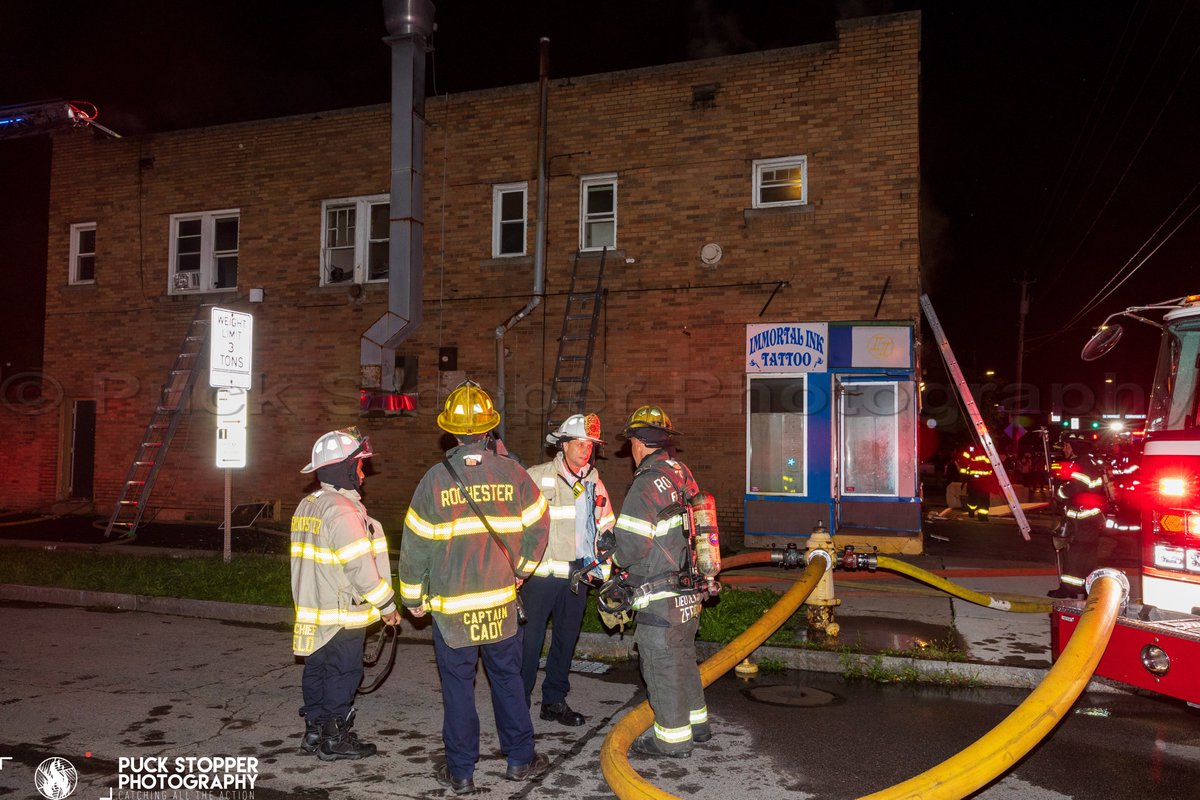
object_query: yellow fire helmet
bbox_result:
[437,380,500,435]
[617,405,680,439]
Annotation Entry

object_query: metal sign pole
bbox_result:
[920,294,1031,540]
[224,468,232,563]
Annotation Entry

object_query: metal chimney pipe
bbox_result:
[361,0,434,392]
[495,36,550,439]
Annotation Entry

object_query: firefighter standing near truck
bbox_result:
[1048,435,1110,599]
[291,427,401,761]
[956,444,995,520]
[521,413,616,726]
[610,405,710,758]
[396,381,551,795]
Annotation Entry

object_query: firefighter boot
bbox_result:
[299,719,321,755]
[692,721,713,743]
[317,708,377,761]
[630,731,692,759]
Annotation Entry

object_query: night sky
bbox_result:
[3,0,1199,414]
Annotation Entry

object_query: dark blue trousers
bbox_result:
[300,626,365,723]
[520,568,588,707]
[433,622,535,781]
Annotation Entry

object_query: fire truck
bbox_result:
[1051,294,1200,705]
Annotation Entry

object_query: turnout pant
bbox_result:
[634,617,707,755]
[433,622,535,781]
[1062,517,1104,589]
[520,567,589,707]
[300,625,365,723]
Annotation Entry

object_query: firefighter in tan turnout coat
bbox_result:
[290,427,400,761]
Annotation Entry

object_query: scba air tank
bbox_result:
[690,492,721,578]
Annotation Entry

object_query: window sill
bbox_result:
[165,289,239,301]
[64,282,97,289]
[480,255,533,273]
[743,204,814,225]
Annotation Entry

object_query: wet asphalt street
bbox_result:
[2,600,1197,800]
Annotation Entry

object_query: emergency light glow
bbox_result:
[1160,477,1187,497]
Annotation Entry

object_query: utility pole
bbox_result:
[1013,275,1031,457]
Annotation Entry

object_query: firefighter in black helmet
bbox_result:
[1048,434,1108,599]
[611,405,710,758]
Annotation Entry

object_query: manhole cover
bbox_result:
[743,684,842,708]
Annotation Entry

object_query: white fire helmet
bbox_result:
[301,427,374,474]
[546,413,605,447]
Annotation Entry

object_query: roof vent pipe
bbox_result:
[361,0,435,393]
[495,36,550,439]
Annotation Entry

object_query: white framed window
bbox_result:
[492,182,528,257]
[579,173,617,251]
[69,222,96,284]
[168,210,239,294]
[320,194,389,285]
[753,156,807,208]
[746,375,808,496]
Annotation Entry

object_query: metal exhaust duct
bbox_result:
[361,0,434,396]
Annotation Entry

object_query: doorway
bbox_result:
[68,400,96,499]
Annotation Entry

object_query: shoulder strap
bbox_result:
[443,457,519,578]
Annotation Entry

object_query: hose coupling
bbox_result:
[837,545,877,572]
[1085,567,1130,606]
[805,547,833,571]
[774,542,806,569]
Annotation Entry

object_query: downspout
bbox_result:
[361,0,434,394]
[495,36,549,439]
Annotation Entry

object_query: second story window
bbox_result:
[168,210,239,294]
[753,156,807,208]
[321,194,389,285]
[69,222,96,284]
[492,182,528,257]
[580,174,617,251]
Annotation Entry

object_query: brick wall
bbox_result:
[28,12,920,541]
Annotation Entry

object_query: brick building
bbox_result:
[13,12,921,548]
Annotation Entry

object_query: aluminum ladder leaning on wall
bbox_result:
[545,248,607,431]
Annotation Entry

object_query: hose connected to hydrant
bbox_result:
[873,555,1053,614]
[600,557,828,800]
[859,568,1127,800]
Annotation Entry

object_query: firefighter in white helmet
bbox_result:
[521,413,616,726]
[290,427,400,761]
[397,381,551,794]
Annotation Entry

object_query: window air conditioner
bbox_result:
[173,271,202,291]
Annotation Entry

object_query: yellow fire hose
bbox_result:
[859,569,1126,800]
[875,555,1053,613]
[600,557,828,800]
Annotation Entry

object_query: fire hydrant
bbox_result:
[805,520,840,641]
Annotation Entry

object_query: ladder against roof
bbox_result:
[104,307,211,540]
[545,248,606,431]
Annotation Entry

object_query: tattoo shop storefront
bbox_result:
[743,321,922,554]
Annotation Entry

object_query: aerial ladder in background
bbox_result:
[921,294,1031,540]
[0,99,121,141]
[545,248,607,430]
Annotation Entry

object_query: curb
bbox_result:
[0,582,1125,694]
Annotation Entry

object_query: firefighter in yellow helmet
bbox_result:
[611,405,711,758]
[521,413,616,726]
[396,381,551,794]
[290,427,400,761]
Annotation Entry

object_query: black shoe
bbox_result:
[317,709,377,761]
[540,701,586,727]
[435,763,476,795]
[300,720,321,755]
[692,724,712,744]
[505,753,549,781]
[630,732,692,759]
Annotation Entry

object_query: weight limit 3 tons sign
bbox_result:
[210,307,253,389]
[210,307,253,468]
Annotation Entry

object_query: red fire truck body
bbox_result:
[1051,295,1200,704]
